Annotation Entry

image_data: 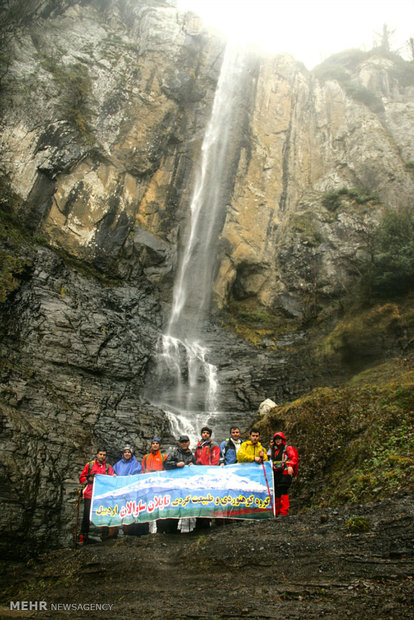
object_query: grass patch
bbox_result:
[345,516,370,532]
[221,299,301,348]
[317,299,414,365]
[291,212,324,245]
[0,252,29,302]
[0,199,119,306]
[0,202,34,303]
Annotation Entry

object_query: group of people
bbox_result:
[78,426,298,544]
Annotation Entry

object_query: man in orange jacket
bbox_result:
[141,437,167,472]
[142,438,167,534]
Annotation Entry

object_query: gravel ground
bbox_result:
[0,492,413,619]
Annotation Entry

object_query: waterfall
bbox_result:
[150,42,247,445]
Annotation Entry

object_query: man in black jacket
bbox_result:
[165,435,196,469]
[164,435,196,533]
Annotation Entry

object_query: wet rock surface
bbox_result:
[1,493,412,619]
[0,246,173,555]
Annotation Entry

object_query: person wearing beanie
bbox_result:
[164,435,196,534]
[113,445,142,476]
[142,437,167,534]
[195,427,220,466]
[141,438,167,473]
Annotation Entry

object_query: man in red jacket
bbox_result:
[194,426,220,530]
[270,432,298,516]
[79,448,114,544]
[195,426,220,466]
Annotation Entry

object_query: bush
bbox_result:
[314,49,370,76]
[313,50,385,113]
[344,84,383,112]
[360,206,414,298]
[41,58,94,142]
[321,187,378,212]
[255,362,414,507]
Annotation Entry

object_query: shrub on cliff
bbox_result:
[0,202,33,305]
[41,57,94,143]
[321,187,377,211]
[359,205,414,298]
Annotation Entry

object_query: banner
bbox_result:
[90,462,274,526]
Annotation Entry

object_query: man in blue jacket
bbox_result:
[113,445,142,476]
[113,445,146,536]
[219,427,244,466]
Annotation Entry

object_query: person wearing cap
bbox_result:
[270,431,298,516]
[165,435,196,469]
[195,426,220,466]
[141,438,167,473]
[113,445,142,476]
[164,435,196,533]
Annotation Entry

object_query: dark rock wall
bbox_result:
[0,244,174,554]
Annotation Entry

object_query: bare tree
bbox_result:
[409,38,414,61]
[374,23,396,52]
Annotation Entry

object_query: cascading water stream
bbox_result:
[150,42,247,445]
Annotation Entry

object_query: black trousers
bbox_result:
[80,498,91,534]
[273,473,292,498]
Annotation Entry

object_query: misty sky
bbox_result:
[177,0,414,68]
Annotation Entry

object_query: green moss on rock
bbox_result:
[345,516,370,532]
[222,299,301,348]
[317,300,414,365]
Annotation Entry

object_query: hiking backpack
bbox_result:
[87,460,110,475]
[272,445,299,477]
[287,445,299,477]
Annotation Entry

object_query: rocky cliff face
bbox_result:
[2,1,413,314]
[0,0,413,555]
[1,0,225,555]
[0,239,176,555]
[217,52,414,316]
